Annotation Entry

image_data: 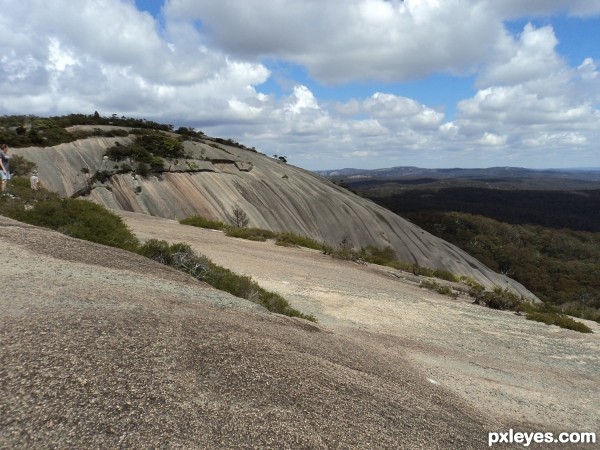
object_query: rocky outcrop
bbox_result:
[0,215,494,449]
[13,129,537,299]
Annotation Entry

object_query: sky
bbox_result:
[1,1,599,170]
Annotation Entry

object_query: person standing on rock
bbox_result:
[30,170,40,191]
[0,144,10,192]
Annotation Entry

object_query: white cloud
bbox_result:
[478,24,565,88]
[0,0,599,169]
[523,132,587,147]
[479,132,507,146]
[165,0,507,83]
[346,150,380,158]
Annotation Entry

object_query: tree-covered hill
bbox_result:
[401,210,600,322]
[357,186,600,232]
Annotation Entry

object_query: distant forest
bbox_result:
[348,182,600,321]
[358,186,600,232]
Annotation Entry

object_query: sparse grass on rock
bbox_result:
[526,311,593,333]
[225,226,277,241]
[180,215,227,230]
[275,232,323,250]
[470,286,593,333]
[138,239,316,321]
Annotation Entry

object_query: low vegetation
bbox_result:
[180,215,228,230]
[524,311,592,333]
[469,286,592,333]
[275,232,322,250]
[225,227,277,241]
[0,113,258,151]
[181,213,318,245]
[106,131,186,163]
[137,239,315,321]
[0,178,139,251]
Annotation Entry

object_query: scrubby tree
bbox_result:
[232,204,249,228]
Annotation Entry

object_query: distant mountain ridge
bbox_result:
[316,166,600,182]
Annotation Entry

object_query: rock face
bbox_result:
[13,129,536,299]
[0,216,493,449]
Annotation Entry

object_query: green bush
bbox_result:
[136,132,185,159]
[471,287,522,310]
[9,155,37,176]
[275,232,322,250]
[432,268,460,283]
[150,156,165,171]
[526,311,592,333]
[225,227,277,241]
[560,303,600,323]
[468,285,593,333]
[137,239,315,321]
[419,280,458,298]
[321,243,334,255]
[436,285,457,297]
[180,215,227,230]
[136,162,151,177]
[359,245,396,265]
[1,178,139,251]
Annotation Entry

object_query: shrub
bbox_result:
[180,215,227,231]
[231,204,249,228]
[136,162,151,177]
[331,235,358,260]
[1,179,139,251]
[432,268,460,283]
[137,239,315,321]
[468,285,593,333]
[275,232,322,250]
[136,132,185,159]
[150,156,165,171]
[436,285,457,297]
[225,227,277,241]
[321,243,334,255]
[9,155,37,177]
[472,287,522,310]
[560,303,600,324]
[526,311,592,333]
[359,246,396,265]
[95,170,111,183]
[419,280,458,298]
[419,280,439,290]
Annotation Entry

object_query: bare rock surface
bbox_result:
[12,132,536,299]
[119,210,600,438]
[1,216,500,449]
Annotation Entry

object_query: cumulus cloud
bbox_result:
[165,0,508,83]
[0,0,270,120]
[0,0,599,169]
[477,24,565,88]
